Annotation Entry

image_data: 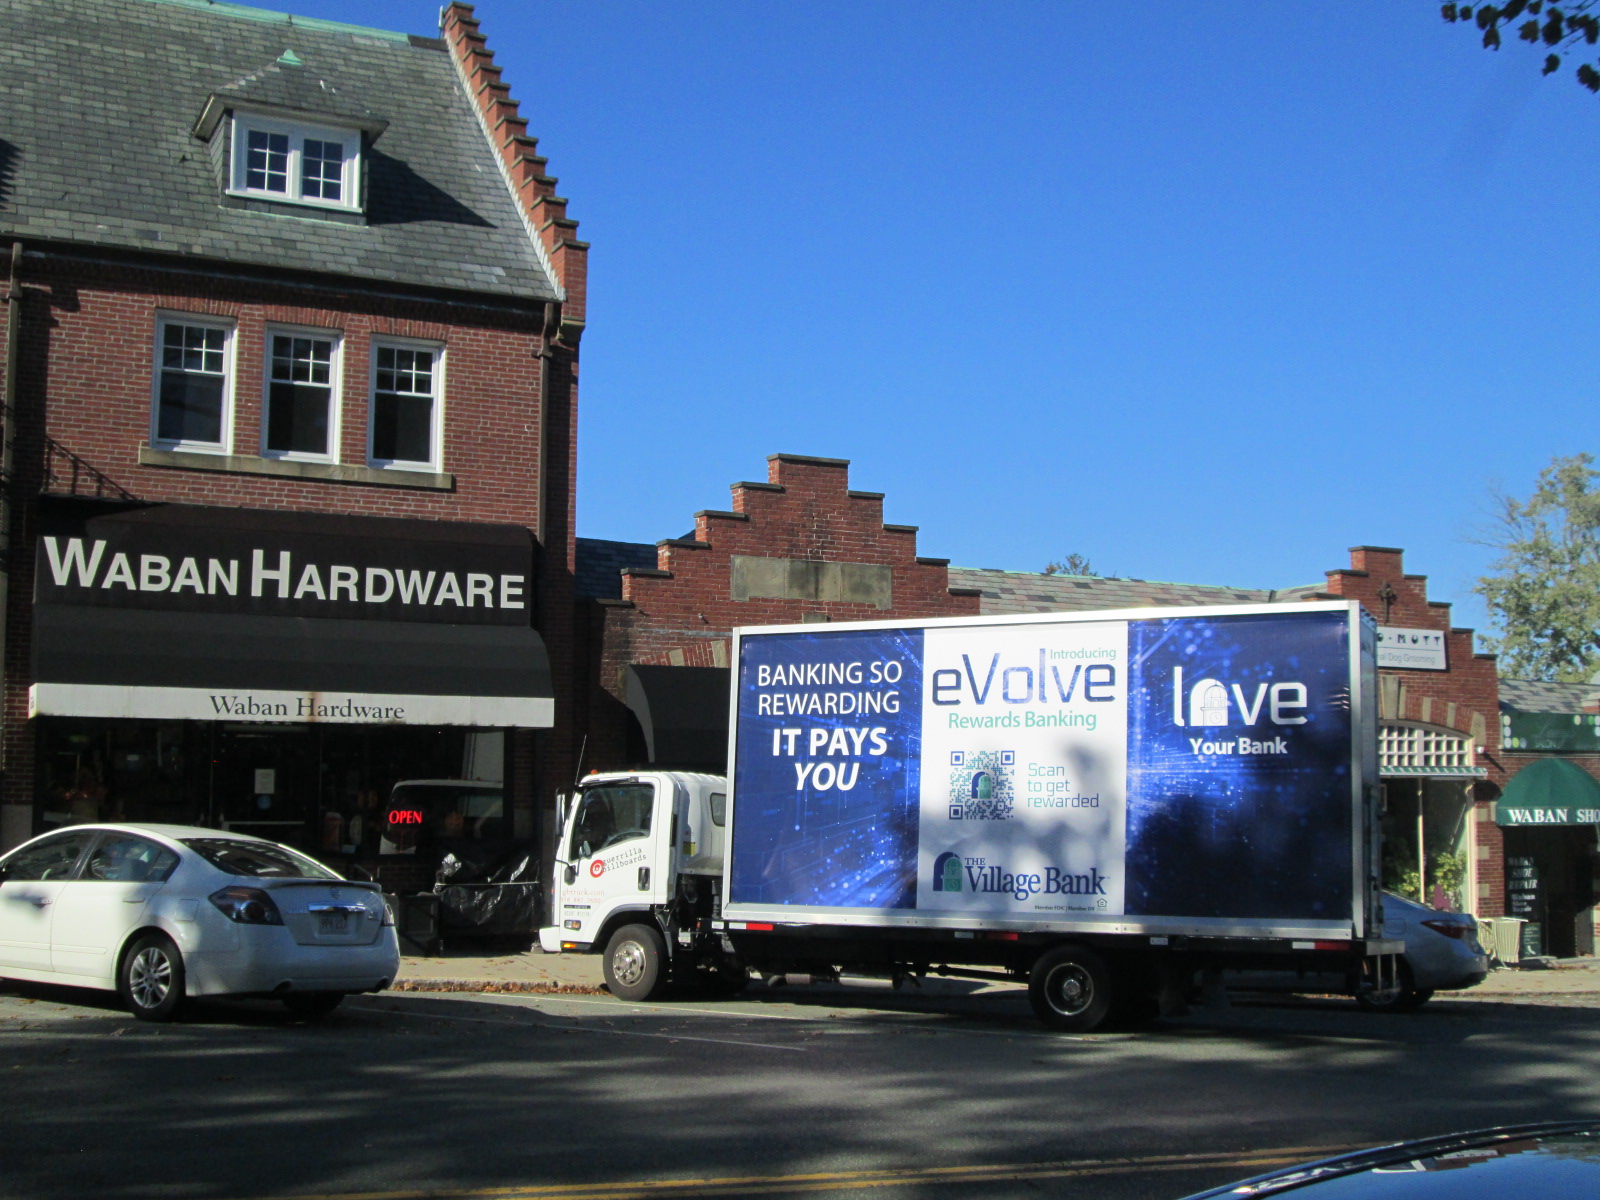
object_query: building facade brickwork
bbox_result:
[0,0,583,883]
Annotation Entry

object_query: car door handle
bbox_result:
[29,897,50,908]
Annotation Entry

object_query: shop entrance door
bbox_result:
[1503,826,1596,958]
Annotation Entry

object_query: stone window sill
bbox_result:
[138,445,453,491]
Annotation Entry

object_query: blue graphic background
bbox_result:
[1125,612,1353,920]
[730,628,923,908]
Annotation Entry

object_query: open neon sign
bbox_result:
[387,809,424,825]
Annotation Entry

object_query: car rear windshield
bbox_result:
[181,838,340,880]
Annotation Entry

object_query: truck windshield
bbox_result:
[569,783,653,859]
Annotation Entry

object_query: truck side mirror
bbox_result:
[563,863,577,886]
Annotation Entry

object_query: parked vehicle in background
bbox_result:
[0,823,398,1021]
[380,779,508,855]
[1177,1122,1600,1198]
[542,602,1406,1032]
[1221,890,1487,1012]
[1356,891,1487,1011]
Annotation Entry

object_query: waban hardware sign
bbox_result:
[29,504,551,728]
[729,608,1356,925]
[33,513,530,624]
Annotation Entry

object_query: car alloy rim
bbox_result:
[129,947,172,1009]
[1045,963,1091,1016]
[612,940,647,987]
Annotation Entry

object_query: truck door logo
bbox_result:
[589,859,605,878]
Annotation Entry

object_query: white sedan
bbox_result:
[0,823,399,1021]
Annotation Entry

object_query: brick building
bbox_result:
[1316,549,1505,917]
[1495,679,1600,957]
[0,0,584,885]
[574,454,982,772]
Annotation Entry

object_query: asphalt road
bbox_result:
[2,979,1597,1200]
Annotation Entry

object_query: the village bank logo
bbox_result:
[931,851,1108,901]
[1170,665,1309,729]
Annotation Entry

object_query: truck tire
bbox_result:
[603,923,668,1002]
[1029,945,1113,1032]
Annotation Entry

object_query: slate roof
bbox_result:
[1499,679,1600,714]
[575,538,658,600]
[946,567,1325,615]
[0,0,558,302]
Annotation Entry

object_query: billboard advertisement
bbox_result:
[728,605,1358,929]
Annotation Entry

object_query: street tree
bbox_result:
[1474,452,1600,681]
[1442,2,1600,92]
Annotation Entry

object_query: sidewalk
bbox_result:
[391,944,1600,1000]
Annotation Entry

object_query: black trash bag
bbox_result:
[434,882,541,935]
[433,845,541,936]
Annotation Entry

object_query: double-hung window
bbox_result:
[230,114,361,212]
[153,317,234,451]
[370,340,442,470]
[264,330,341,460]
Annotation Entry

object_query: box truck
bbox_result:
[540,601,1399,1031]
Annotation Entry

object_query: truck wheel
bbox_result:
[1029,945,1113,1032]
[603,923,667,1002]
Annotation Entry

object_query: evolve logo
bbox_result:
[947,749,1015,820]
[932,851,963,892]
[1171,665,1309,728]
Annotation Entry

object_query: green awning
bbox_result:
[1495,758,1600,827]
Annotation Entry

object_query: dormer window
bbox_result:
[228,114,362,212]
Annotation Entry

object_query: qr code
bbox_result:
[947,749,1015,820]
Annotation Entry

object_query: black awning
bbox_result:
[30,607,552,727]
[624,665,729,771]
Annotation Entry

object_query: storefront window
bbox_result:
[35,718,472,863]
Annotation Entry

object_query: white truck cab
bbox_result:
[539,771,728,996]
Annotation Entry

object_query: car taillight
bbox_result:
[209,886,284,925]
[381,895,396,927]
[1421,917,1475,941]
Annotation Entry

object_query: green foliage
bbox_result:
[1442,2,1600,91]
[1474,453,1600,682]
[1432,850,1470,910]
[1043,553,1097,577]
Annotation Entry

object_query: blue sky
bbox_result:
[287,1,1593,640]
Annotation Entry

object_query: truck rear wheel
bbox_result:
[1029,945,1113,1032]
[603,923,667,1002]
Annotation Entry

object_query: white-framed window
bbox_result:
[152,315,235,452]
[1380,723,1474,771]
[229,113,362,212]
[369,339,443,471]
[263,328,342,461]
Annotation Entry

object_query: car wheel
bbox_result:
[603,923,667,1002]
[282,992,345,1019]
[1356,960,1434,1013]
[1029,945,1113,1032]
[119,934,186,1022]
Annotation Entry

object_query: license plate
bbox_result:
[318,912,349,935]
